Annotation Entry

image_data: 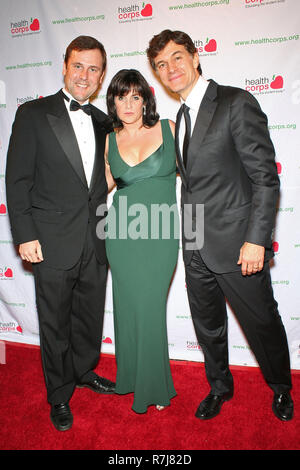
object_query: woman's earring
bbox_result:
[143,105,146,115]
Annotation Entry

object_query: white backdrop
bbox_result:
[0,0,299,369]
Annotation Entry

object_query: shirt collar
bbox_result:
[180,75,209,112]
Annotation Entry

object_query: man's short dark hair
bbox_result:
[147,29,202,75]
[64,35,107,72]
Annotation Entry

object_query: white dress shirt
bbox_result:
[179,76,209,154]
[63,88,95,187]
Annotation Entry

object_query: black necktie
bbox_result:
[69,100,91,115]
[182,103,191,168]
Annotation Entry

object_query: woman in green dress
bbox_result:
[105,69,179,413]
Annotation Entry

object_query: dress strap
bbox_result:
[160,119,174,150]
[107,132,117,166]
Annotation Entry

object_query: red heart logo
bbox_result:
[141,3,152,17]
[204,39,217,53]
[103,336,112,344]
[4,268,13,278]
[0,204,6,214]
[270,75,283,89]
[30,18,40,31]
[276,162,282,174]
[272,241,279,252]
[16,325,23,333]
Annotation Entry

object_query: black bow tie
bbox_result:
[69,100,91,115]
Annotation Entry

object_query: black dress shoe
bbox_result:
[272,392,294,421]
[195,391,233,420]
[50,403,73,431]
[77,375,116,394]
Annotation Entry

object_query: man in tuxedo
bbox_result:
[147,30,293,421]
[6,36,115,431]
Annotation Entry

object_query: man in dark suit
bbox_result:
[6,36,115,431]
[147,30,293,421]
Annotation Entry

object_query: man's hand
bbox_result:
[237,242,265,276]
[19,240,44,263]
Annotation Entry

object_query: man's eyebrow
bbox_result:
[72,61,100,69]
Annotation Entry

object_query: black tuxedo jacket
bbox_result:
[175,80,280,273]
[6,90,112,269]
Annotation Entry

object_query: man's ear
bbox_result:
[193,51,200,70]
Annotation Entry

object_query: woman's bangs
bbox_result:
[117,77,143,98]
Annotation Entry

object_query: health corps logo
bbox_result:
[118,2,153,22]
[17,94,43,108]
[186,340,202,351]
[194,38,217,56]
[10,17,40,36]
[244,0,286,6]
[245,0,266,4]
[0,322,23,333]
[245,74,284,95]
[0,267,13,279]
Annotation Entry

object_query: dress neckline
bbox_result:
[114,121,164,168]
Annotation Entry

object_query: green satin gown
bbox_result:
[106,119,179,413]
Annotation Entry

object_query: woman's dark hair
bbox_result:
[147,29,202,75]
[106,69,159,129]
[64,35,107,72]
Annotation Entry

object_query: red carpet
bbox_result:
[0,341,299,451]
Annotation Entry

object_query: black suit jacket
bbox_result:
[6,90,112,269]
[175,80,279,273]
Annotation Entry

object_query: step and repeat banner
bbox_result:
[0,0,299,369]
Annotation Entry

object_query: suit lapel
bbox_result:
[46,91,88,189]
[187,79,218,173]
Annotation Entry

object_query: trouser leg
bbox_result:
[185,251,234,395]
[33,261,79,405]
[71,227,107,383]
[216,264,292,394]
[185,250,291,396]
[33,227,107,404]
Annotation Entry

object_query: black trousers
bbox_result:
[185,250,292,396]
[33,226,108,405]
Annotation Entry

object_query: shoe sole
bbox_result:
[76,384,115,394]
